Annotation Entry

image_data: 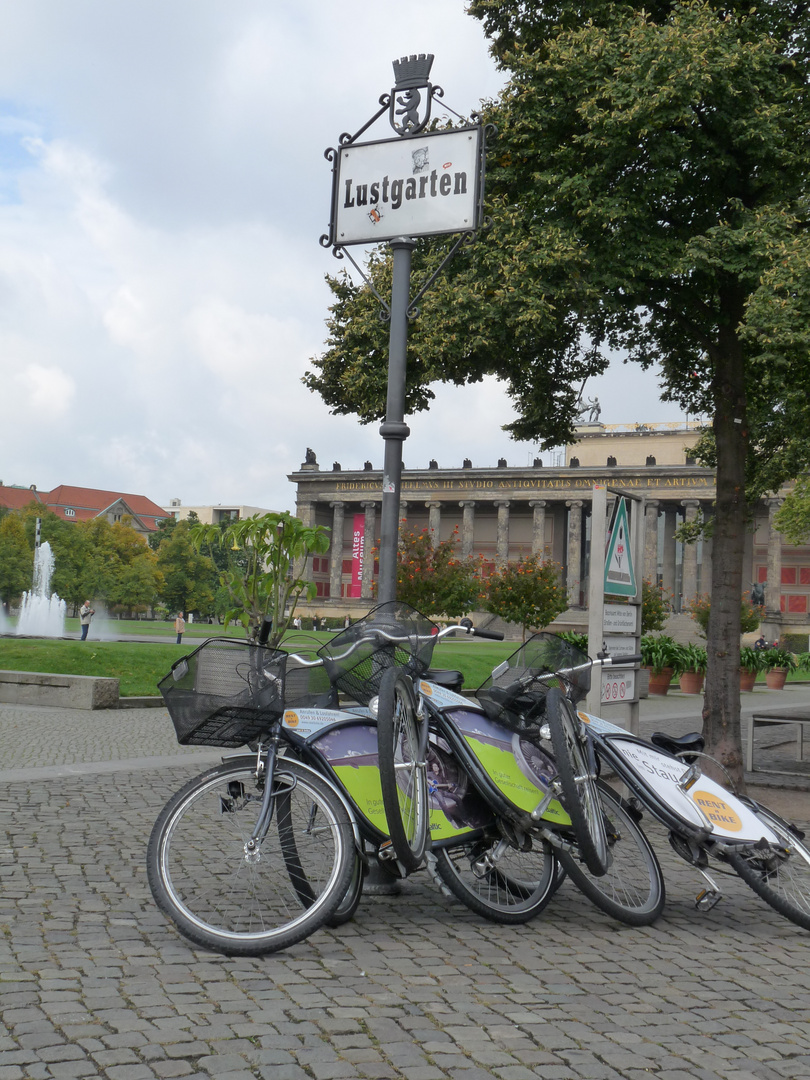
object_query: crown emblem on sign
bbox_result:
[392,53,434,89]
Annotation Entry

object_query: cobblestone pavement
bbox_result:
[2,699,810,1080]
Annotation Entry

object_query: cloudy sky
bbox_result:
[0,1,686,514]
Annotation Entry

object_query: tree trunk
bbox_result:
[702,293,748,790]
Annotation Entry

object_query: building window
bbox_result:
[782,567,797,586]
[64,508,75,517]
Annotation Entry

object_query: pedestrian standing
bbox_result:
[174,612,186,645]
[79,600,95,641]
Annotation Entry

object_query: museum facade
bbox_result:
[289,422,810,638]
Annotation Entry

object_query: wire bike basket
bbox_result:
[317,602,438,705]
[476,633,592,737]
[159,638,287,747]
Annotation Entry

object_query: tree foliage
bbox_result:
[0,513,33,604]
[393,527,485,618]
[191,512,331,646]
[483,556,569,639]
[155,520,217,617]
[308,1,810,786]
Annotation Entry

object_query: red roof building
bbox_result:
[0,482,166,535]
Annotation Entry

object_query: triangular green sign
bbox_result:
[604,497,637,597]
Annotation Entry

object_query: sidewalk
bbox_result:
[2,694,810,1079]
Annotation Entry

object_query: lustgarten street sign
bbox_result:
[334,127,484,246]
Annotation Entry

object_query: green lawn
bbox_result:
[0,634,517,698]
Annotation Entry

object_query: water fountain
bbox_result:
[16,541,67,637]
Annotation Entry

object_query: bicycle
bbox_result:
[575,702,810,931]
[403,633,665,926]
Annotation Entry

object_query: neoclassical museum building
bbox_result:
[289,421,810,640]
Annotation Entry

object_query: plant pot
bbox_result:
[765,667,788,690]
[679,669,705,695]
[648,666,674,695]
[739,668,757,692]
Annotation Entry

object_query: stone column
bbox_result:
[496,501,511,566]
[529,500,547,557]
[681,500,701,606]
[566,499,583,607]
[426,501,442,549]
[294,500,315,582]
[662,506,678,605]
[459,501,476,559]
[361,501,376,599]
[329,501,345,601]
[766,497,784,621]
[644,500,660,584]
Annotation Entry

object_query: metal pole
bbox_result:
[586,486,607,715]
[377,237,415,605]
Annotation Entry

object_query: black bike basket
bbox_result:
[159,638,287,747]
[316,602,438,705]
[476,633,592,736]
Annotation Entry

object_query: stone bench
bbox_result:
[0,670,119,710]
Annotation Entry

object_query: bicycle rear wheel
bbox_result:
[376,667,430,872]
[430,834,560,924]
[147,757,354,955]
[556,780,665,926]
[545,687,609,875]
[726,804,810,931]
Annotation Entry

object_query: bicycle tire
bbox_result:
[556,780,666,926]
[376,667,430,872]
[147,757,355,955]
[726,804,810,931]
[325,853,365,928]
[545,687,609,876]
[430,835,560,924]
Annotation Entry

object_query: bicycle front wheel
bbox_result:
[726,804,810,931]
[147,757,355,955]
[545,687,609,875]
[556,780,666,926]
[431,834,560,924]
[376,667,430,872]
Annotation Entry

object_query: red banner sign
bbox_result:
[350,513,364,597]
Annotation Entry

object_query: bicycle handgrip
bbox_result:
[601,653,642,666]
[472,627,504,640]
[258,617,273,645]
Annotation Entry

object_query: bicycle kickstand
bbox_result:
[694,868,723,912]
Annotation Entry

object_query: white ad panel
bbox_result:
[334,127,481,245]
[603,634,638,658]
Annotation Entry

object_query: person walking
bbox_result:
[174,612,186,645]
[79,600,95,641]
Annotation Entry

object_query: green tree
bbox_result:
[190,512,331,646]
[393,528,484,618]
[483,556,568,640]
[156,520,217,616]
[308,1,810,786]
[774,479,810,545]
[0,513,33,605]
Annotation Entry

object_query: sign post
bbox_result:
[323,55,490,604]
[586,486,644,732]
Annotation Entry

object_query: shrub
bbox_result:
[687,593,763,637]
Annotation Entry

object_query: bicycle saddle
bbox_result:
[425,669,465,694]
[650,731,705,757]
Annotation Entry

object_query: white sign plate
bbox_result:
[603,635,638,659]
[334,127,482,245]
[601,670,635,704]
[603,603,638,633]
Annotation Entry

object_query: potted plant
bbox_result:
[640,634,684,695]
[739,645,768,691]
[678,643,708,694]
[762,645,797,690]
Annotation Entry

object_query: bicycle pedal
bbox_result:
[694,888,722,912]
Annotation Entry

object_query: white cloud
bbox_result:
[16,363,76,417]
[0,0,682,512]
